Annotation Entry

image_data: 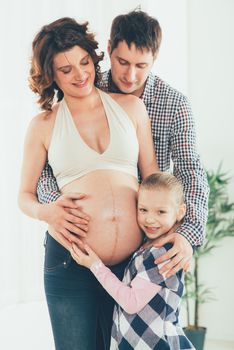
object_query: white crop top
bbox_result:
[48,89,139,189]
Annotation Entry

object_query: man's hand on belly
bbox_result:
[38,192,90,246]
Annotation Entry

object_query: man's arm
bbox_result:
[171,96,209,246]
[37,161,61,203]
[153,96,209,276]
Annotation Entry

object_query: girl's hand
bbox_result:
[70,242,101,269]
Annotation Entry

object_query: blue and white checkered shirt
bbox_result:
[110,245,195,349]
[37,70,209,247]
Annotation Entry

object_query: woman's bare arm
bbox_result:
[112,94,159,179]
[18,114,88,249]
[18,114,49,218]
[133,98,159,178]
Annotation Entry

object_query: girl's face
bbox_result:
[137,187,186,240]
[53,45,96,99]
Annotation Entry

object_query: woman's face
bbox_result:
[53,45,96,98]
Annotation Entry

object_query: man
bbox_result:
[37,10,209,277]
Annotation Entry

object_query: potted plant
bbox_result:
[183,166,234,350]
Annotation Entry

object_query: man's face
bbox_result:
[109,41,155,97]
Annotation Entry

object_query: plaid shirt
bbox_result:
[110,245,195,350]
[37,70,209,246]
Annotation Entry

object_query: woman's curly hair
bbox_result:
[29,17,104,111]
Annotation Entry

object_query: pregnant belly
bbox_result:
[62,170,143,265]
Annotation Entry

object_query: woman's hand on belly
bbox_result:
[40,192,91,250]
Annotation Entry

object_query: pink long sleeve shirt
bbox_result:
[90,260,162,314]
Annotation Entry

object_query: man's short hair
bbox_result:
[110,10,162,56]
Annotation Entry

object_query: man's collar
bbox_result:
[140,72,156,105]
[107,71,122,93]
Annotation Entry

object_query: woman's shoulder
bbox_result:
[32,103,59,123]
[26,103,60,145]
[109,92,144,109]
[107,92,147,127]
[29,103,60,134]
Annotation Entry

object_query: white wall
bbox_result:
[0,0,233,345]
[184,0,234,342]
[188,0,234,181]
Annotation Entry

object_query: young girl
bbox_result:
[70,172,195,349]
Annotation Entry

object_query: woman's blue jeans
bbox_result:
[44,232,128,350]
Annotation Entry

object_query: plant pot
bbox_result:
[183,327,206,350]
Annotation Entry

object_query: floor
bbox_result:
[0,301,54,350]
[205,340,234,350]
[0,301,233,350]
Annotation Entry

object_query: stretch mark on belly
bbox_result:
[107,179,119,263]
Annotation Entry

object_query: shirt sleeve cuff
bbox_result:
[90,260,104,274]
[175,226,197,252]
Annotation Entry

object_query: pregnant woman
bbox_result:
[18,17,158,350]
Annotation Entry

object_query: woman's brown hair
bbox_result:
[29,17,104,111]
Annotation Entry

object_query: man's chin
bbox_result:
[119,85,136,95]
